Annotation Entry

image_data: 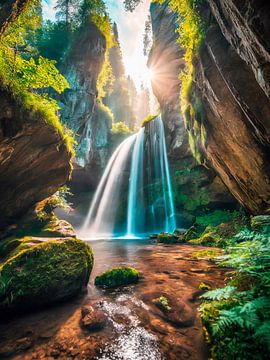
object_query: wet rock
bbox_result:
[81,305,107,331]
[145,292,195,328]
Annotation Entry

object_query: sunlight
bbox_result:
[145,68,155,82]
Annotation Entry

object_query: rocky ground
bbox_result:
[0,241,227,360]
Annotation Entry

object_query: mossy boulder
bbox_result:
[0,237,93,311]
[95,266,139,288]
[157,232,182,244]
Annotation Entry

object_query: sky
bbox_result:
[42,0,151,90]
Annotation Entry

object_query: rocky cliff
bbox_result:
[60,20,111,192]
[0,83,72,231]
[148,0,236,226]
[185,0,270,214]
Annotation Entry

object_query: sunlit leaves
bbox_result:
[16,56,69,92]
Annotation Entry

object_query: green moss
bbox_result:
[195,210,241,227]
[111,121,131,135]
[184,210,248,248]
[199,282,212,291]
[95,266,139,288]
[0,238,93,310]
[192,249,222,259]
[157,232,179,244]
[141,114,158,127]
[154,295,172,312]
[172,164,210,212]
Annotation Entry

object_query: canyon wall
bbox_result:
[60,20,112,192]
[148,0,235,226]
[185,0,270,214]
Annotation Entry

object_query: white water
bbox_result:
[81,116,176,238]
[81,135,136,238]
[126,127,145,236]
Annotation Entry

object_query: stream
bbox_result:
[0,239,226,360]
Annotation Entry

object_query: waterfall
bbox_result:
[148,116,176,233]
[81,135,136,238]
[81,116,176,238]
[126,127,145,237]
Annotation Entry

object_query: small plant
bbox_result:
[155,295,172,312]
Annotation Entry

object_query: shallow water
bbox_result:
[0,239,227,360]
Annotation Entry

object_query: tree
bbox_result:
[123,0,142,12]
[76,0,106,26]
[54,0,76,27]
[109,23,125,79]
[143,15,152,56]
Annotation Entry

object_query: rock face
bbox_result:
[185,1,270,214]
[60,20,111,192]
[148,1,236,226]
[148,0,186,158]
[0,88,72,230]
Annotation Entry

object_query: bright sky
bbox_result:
[42,0,151,91]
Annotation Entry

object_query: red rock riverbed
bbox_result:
[0,239,227,360]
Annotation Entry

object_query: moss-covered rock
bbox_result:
[0,237,93,311]
[95,267,139,288]
[183,210,248,248]
[157,232,181,244]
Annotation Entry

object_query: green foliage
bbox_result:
[200,231,270,359]
[94,266,139,288]
[0,238,94,310]
[97,49,114,99]
[0,0,75,156]
[111,121,131,135]
[162,0,206,163]
[196,210,241,227]
[172,163,210,212]
[184,210,248,247]
[36,20,70,62]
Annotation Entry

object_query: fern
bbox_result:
[200,229,270,359]
[201,286,238,301]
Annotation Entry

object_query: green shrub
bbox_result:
[95,266,139,288]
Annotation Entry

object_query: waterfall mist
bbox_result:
[81,116,176,239]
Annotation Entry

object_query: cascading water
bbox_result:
[81,135,136,238]
[81,116,176,238]
[126,127,145,237]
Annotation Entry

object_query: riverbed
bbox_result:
[0,239,226,359]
